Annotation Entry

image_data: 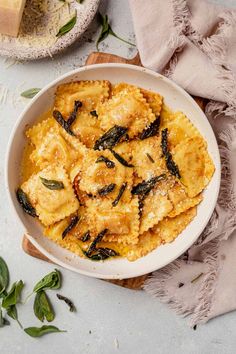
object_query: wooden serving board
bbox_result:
[22,51,206,290]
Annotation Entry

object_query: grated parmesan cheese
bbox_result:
[0,0,75,49]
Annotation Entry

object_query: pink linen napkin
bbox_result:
[129,0,236,326]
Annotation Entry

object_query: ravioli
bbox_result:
[172,137,215,197]
[98,87,156,138]
[21,165,79,226]
[19,80,215,262]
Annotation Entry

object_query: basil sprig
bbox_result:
[34,291,55,322]
[57,11,77,37]
[0,257,9,295]
[2,280,24,309]
[96,12,135,50]
[24,325,66,338]
[33,269,61,293]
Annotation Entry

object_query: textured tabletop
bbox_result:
[0,0,236,353]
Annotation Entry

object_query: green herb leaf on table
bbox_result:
[2,280,24,309]
[24,325,66,338]
[6,305,22,328]
[96,12,135,51]
[21,88,41,99]
[40,177,64,191]
[56,11,77,37]
[56,294,76,312]
[0,257,9,295]
[0,308,10,327]
[33,269,61,293]
[34,291,55,322]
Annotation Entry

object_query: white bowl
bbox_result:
[5,64,221,279]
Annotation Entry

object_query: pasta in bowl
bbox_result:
[6,64,220,279]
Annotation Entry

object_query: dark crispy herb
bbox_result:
[40,177,64,190]
[21,88,41,99]
[80,231,90,242]
[161,128,181,178]
[178,282,184,288]
[86,248,119,261]
[90,110,98,118]
[24,325,66,338]
[94,125,127,150]
[33,269,61,293]
[193,325,197,331]
[62,215,79,239]
[0,257,9,295]
[139,116,160,140]
[16,188,37,217]
[96,155,115,168]
[146,153,155,163]
[7,305,22,328]
[96,12,135,50]
[131,174,166,196]
[56,294,76,312]
[191,273,204,284]
[110,149,134,168]
[67,100,82,126]
[56,11,77,37]
[98,183,116,196]
[112,182,127,207]
[2,280,24,309]
[76,0,84,3]
[85,229,108,257]
[34,291,55,322]
[53,110,75,136]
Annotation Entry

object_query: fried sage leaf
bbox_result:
[33,269,61,293]
[62,215,79,239]
[40,177,64,190]
[80,231,90,242]
[67,100,82,126]
[90,110,98,118]
[24,325,66,338]
[139,116,160,140]
[110,150,134,168]
[96,12,135,50]
[96,155,115,168]
[53,110,75,136]
[112,182,127,207]
[146,153,155,163]
[161,128,181,178]
[131,174,166,196]
[56,294,76,312]
[98,183,116,196]
[56,11,77,37]
[84,248,119,261]
[34,290,55,322]
[21,88,41,99]
[0,257,9,295]
[85,229,108,257]
[2,280,24,309]
[16,188,37,217]
[94,125,128,150]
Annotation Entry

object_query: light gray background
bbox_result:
[0,0,235,353]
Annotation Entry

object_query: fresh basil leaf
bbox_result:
[33,269,61,293]
[40,177,64,190]
[7,305,22,328]
[56,12,77,37]
[96,12,135,50]
[24,325,66,338]
[34,291,55,322]
[21,88,41,99]
[0,257,9,295]
[2,280,24,308]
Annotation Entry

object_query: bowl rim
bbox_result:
[5,63,221,279]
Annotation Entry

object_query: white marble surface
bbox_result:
[0,0,236,353]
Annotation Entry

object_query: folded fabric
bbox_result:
[129,0,236,326]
